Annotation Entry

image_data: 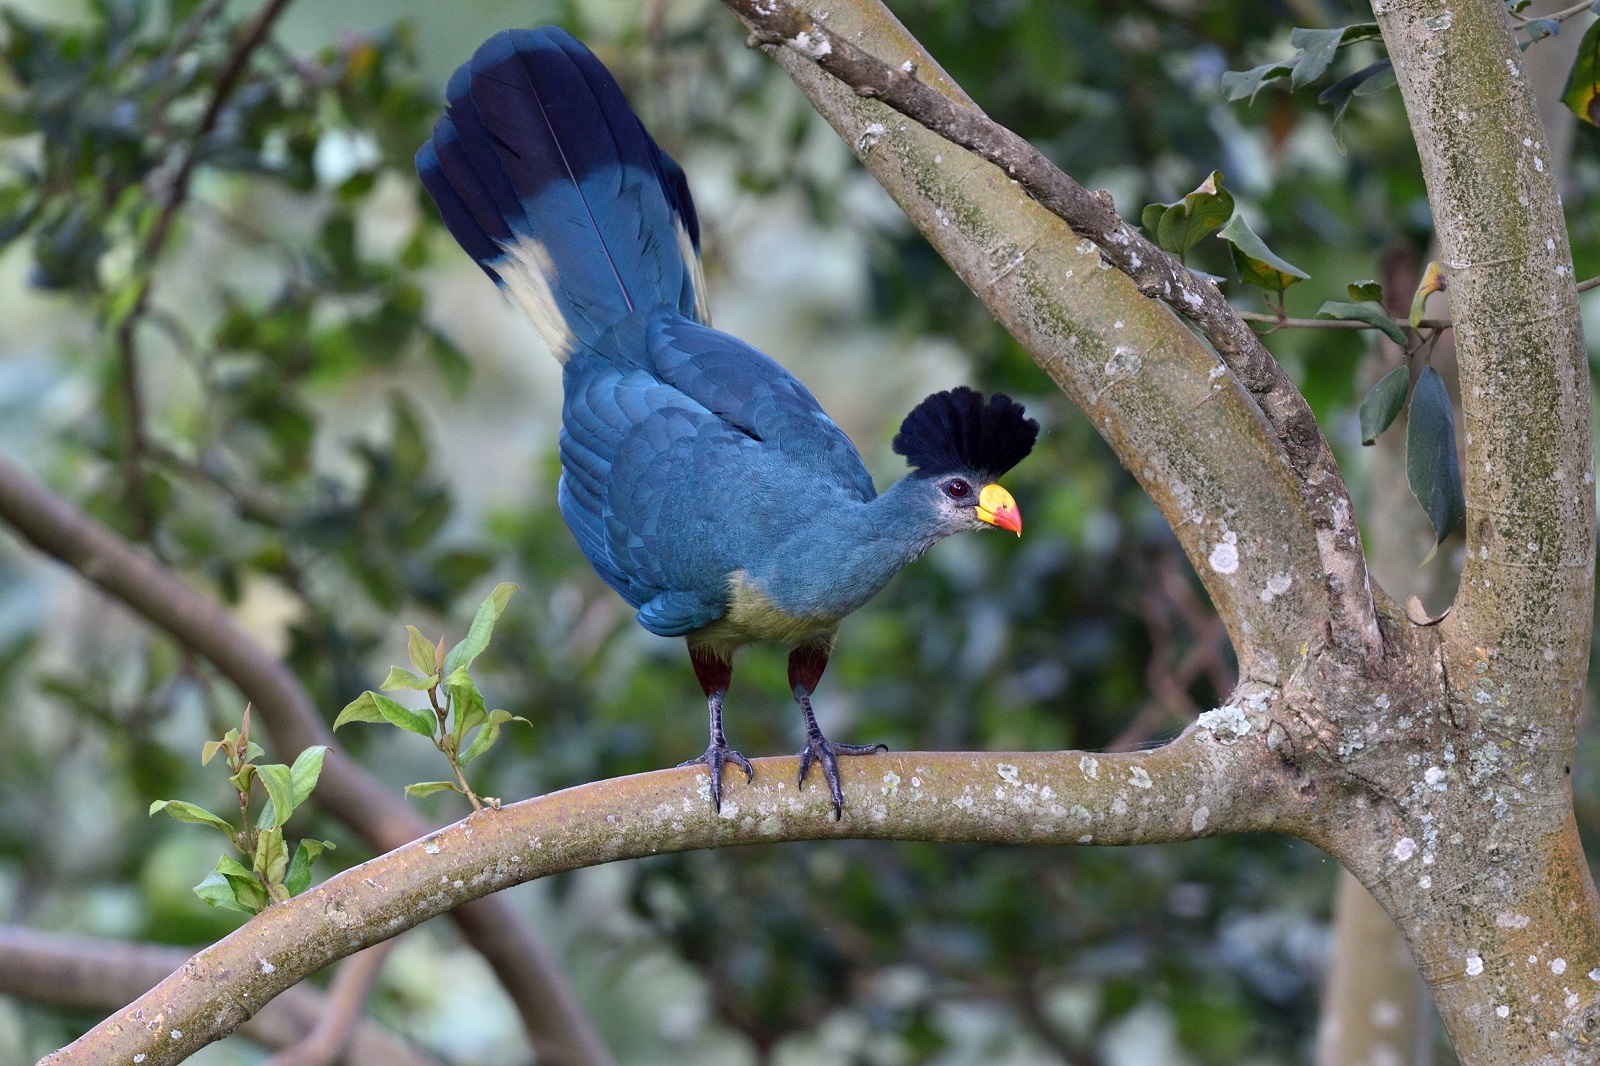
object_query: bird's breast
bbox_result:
[688,570,839,657]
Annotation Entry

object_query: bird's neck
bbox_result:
[757,477,950,620]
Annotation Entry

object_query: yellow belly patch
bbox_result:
[689,571,837,657]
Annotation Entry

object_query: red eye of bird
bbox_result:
[947,479,971,499]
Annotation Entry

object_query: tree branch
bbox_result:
[41,722,1288,1066]
[262,942,394,1066]
[720,0,1339,683]
[1376,0,1595,680]
[719,0,1381,663]
[0,455,614,1066]
[0,926,439,1066]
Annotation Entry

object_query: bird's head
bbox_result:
[893,387,1039,536]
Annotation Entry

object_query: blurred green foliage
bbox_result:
[2,0,1599,1064]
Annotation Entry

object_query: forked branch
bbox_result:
[719,0,1381,661]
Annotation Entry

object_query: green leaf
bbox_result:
[334,691,387,729]
[1221,59,1295,103]
[448,669,488,747]
[440,582,518,678]
[1145,171,1234,259]
[373,693,437,737]
[1315,300,1408,344]
[148,799,236,838]
[1564,19,1600,124]
[1218,215,1310,294]
[285,838,333,896]
[1347,280,1383,302]
[288,746,326,808]
[229,764,256,794]
[196,855,268,914]
[382,665,435,690]
[335,691,435,736]
[461,709,529,765]
[201,739,225,766]
[404,780,464,798]
[1288,28,1346,89]
[1406,366,1466,548]
[1359,366,1411,445]
[1287,24,1384,88]
[255,763,296,830]
[406,625,437,675]
[1319,60,1395,150]
[254,825,289,887]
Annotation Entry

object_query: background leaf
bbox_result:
[1406,366,1466,546]
[1359,366,1411,445]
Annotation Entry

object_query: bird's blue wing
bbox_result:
[644,311,877,503]
[558,361,758,635]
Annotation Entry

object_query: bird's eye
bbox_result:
[946,479,971,499]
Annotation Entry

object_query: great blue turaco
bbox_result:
[416,27,1038,817]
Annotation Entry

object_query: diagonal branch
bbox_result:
[719,0,1382,663]
[0,455,614,1066]
[41,722,1289,1066]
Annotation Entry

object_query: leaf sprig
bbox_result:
[335,582,529,809]
[150,708,332,914]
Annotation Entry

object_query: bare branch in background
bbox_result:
[0,925,439,1066]
[0,455,614,1066]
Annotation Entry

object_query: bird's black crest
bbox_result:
[893,387,1039,480]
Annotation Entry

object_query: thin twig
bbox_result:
[1508,0,1594,26]
[721,0,1381,660]
[263,942,396,1066]
[1235,275,1600,332]
[114,0,295,539]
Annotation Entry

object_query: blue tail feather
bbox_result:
[416,27,706,357]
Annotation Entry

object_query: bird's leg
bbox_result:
[677,644,752,811]
[789,641,888,819]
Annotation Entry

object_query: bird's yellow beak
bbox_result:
[976,483,1022,536]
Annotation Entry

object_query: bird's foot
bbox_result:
[678,743,754,811]
[796,734,889,820]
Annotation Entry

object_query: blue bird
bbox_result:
[417,27,1038,816]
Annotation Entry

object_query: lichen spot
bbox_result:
[1467,953,1484,976]
[1079,755,1100,780]
[882,771,902,796]
[997,763,1021,786]
[1259,572,1292,603]
[424,842,440,854]
[1555,959,1569,975]
[1394,837,1417,861]
[1129,767,1152,789]
[1192,806,1209,832]
[1197,705,1251,741]
[260,958,275,974]
[1496,1005,1510,1019]
[1208,531,1240,575]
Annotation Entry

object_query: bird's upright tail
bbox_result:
[416,28,708,360]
